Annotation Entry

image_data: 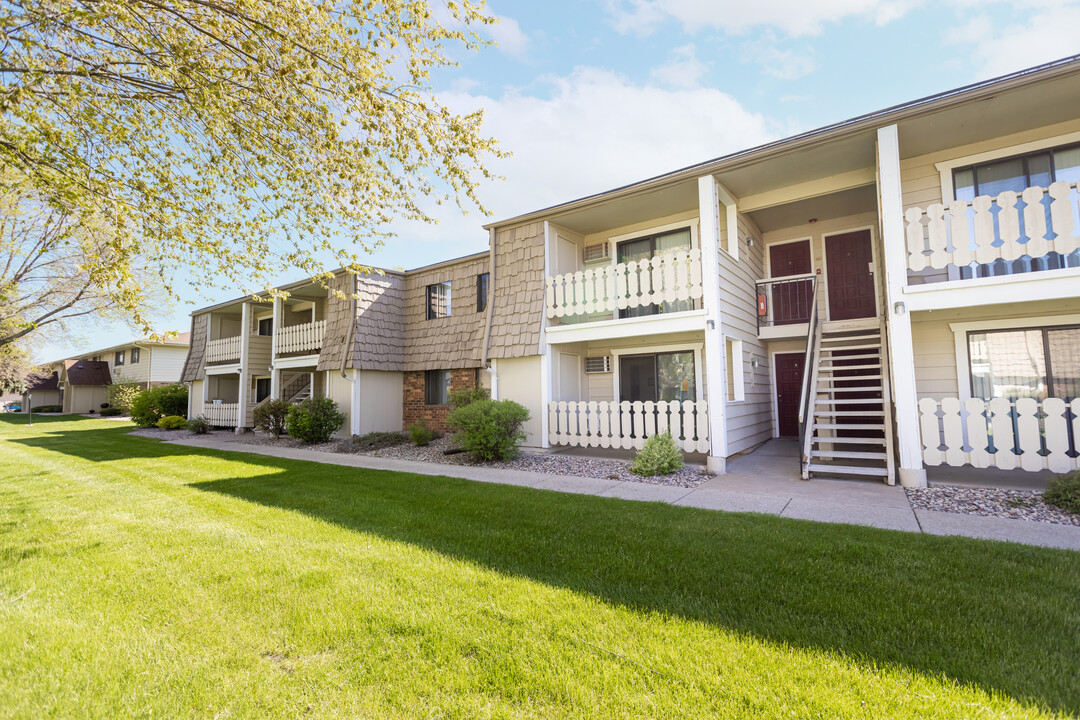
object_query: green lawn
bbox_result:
[1,415,1078,718]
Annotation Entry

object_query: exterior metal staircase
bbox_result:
[280,373,312,404]
[799,313,897,484]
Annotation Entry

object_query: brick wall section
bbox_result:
[402,368,478,433]
[180,314,207,382]
[403,253,489,371]
[488,222,545,360]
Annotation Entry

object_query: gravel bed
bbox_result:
[129,427,193,440]
[906,486,1080,527]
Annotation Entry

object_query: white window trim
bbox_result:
[949,313,1080,401]
[611,343,704,405]
[934,129,1080,203]
[607,219,700,260]
[726,337,745,403]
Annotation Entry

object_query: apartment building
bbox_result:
[182,56,1080,489]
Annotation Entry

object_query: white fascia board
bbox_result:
[544,310,707,345]
[271,354,322,370]
[903,267,1080,312]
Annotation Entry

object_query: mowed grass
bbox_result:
[1,416,1078,718]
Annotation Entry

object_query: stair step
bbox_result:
[816,353,880,361]
[814,411,885,417]
[810,449,889,460]
[812,436,888,445]
[822,333,880,343]
[819,363,882,372]
[820,343,882,351]
[819,375,883,382]
[807,463,889,477]
[816,386,882,394]
[814,423,886,431]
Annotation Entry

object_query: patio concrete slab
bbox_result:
[675,489,789,515]
[599,482,694,503]
[781,497,920,532]
[915,509,1080,551]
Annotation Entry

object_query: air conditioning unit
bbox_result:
[583,243,609,263]
[584,356,612,374]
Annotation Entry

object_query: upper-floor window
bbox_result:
[130,347,141,364]
[114,351,125,366]
[257,317,273,336]
[616,228,692,319]
[427,282,451,319]
[476,273,489,313]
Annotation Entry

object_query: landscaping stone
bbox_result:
[907,486,1080,527]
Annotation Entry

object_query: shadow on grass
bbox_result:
[7,416,1080,714]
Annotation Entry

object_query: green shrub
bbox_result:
[30,405,62,413]
[130,384,188,427]
[446,399,530,461]
[449,386,490,408]
[253,399,290,439]
[156,415,188,430]
[107,382,141,412]
[352,430,407,452]
[187,416,211,435]
[99,408,123,417]
[1044,471,1080,514]
[630,431,684,477]
[408,419,437,447]
[286,397,346,444]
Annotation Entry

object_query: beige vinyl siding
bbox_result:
[147,345,189,384]
[110,346,148,386]
[488,222,545,360]
[246,336,272,377]
[23,389,60,410]
[65,386,108,414]
[493,355,543,447]
[911,298,1080,401]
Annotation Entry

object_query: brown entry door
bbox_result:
[774,353,805,437]
[825,230,876,320]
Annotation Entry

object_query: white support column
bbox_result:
[270,366,281,400]
[698,175,728,473]
[538,221,553,449]
[350,369,362,436]
[877,124,927,488]
[236,302,251,432]
[271,297,283,358]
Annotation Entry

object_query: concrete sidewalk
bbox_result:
[161,435,1080,552]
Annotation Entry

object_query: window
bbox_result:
[255,377,272,403]
[427,282,451,319]
[619,351,696,403]
[616,228,693,318]
[953,143,1080,278]
[726,338,744,402]
[114,351,125,366]
[425,369,451,405]
[476,273,489,313]
[968,325,1080,401]
[257,317,273,336]
[130,347,141,364]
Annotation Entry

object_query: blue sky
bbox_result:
[39,0,1080,361]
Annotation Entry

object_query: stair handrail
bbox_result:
[797,278,822,479]
[278,373,312,404]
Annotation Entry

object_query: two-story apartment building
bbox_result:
[182,56,1080,489]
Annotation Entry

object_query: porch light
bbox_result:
[745,236,755,248]
[893,301,907,315]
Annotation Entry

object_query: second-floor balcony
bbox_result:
[545,248,703,322]
[206,335,241,364]
[275,319,326,356]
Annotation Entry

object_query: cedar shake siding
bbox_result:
[402,368,479,433]
[403,254,488,371]
[181,314,208,382]
[488,222,545,360]
[317,270,406,372]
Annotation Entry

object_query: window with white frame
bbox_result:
[726,338,744,402]
[967,325,1080,401]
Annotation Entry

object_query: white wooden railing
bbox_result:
[205,336,241,363]
[545,248,703,319]
[918,397,1080,473]
[203,402,239,427]
[276,319,325,354]
[904,181,1080,273]
[548,400,709,453]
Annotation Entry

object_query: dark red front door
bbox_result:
[825,230,876,320]
[769,240,813,325]
[775,353,805,437]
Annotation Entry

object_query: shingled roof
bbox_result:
[27,371,58,392]
[64,360,112,386]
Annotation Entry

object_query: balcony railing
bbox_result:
[276,319,326,355]
[917,397,1080,473]
[203,402,239,427]
[755,275,816,331]
[205,336,241,363]
[904,181,1080,280]
[548,399,709,453]
[545,248,703,320]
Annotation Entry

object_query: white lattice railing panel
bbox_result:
[904,181,1080,272]
[548,400,709,454]
[545,248,703,319]
[203,402,239,427]
[918,397,1080,473]
[276,320,326,354]
[205,336,241,363]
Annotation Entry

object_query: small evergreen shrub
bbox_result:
[446,399,530,461]
[630,431,684,477]
[253,399,290,439]
[449,386,489,408]
[130,384,188,427]
[1044,471,1080,514]
[408,419,437,446]
[187,416,211,435]
[286,397,346,444]
[99,408,123,417]
[30,405,62,413]
[156,415,188,430]
[107,382,141,412]
[352,430,407,452]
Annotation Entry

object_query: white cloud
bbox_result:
[650,44,708,88]
[487,14,531,58]
[604,0,922,37]
[740,36,817,80]
[946,4,1080,77]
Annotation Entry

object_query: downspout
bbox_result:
[481,227,497,397]
[340,274,359,436]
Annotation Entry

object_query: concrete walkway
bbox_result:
[161,435,1080,552]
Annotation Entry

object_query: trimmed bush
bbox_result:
[253,399,290,439]
[449,386,489,408]
[156,415,188,430]
[30,405,62,413]
[107,382,141,413]
[1044,471,1080,514]
[130,384,188,427]
[446,399,530,461]
[408,419,437,447]
[99,408,123,417]
[630,431,684,477]
[187,416,211,435]
[286,397,346,444]
[352,430,407,452]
